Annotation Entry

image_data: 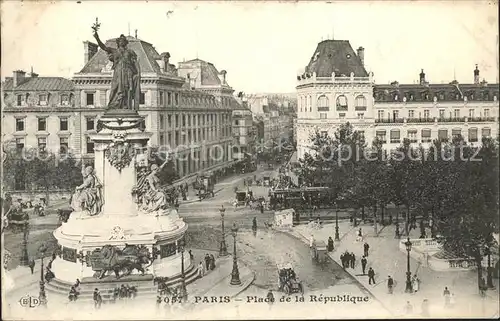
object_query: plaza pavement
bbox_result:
[292,221,500,318]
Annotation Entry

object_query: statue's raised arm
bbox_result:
[91,18,111,53]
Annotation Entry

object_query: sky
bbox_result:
[1,0,498,93]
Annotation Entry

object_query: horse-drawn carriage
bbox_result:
[194,174,215,199]
[311,240,328,264]
[277,263,303,295]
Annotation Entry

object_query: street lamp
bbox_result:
[230,223,241,285]
[178,238,188,302]
[404,237,413,293]
[39,243,48,306]
[20,221,29,266]
[485,246,494,288]
[219,205,229,257]
[335,204,340,241]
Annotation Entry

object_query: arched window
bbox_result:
[336,95,348,110]
[355,95,367,110]
[317,95,329,111]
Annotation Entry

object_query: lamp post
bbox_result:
[335,204,340,241]
[20,221,30,266]
[404,237,413,293]
[485,246,494,288]
[219,205,228,257]
[230,223,241,285]
[39,243,48,306]
[178,239,188,302]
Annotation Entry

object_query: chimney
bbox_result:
[163,52,170,73]
[474,64,480,84]
[135,29,138,39]
[28,66,38,78]
[419,69,426,85]
[220,70,227,84]
[83,41,98,65]
[13,70,26,87]
[357,47,365,66]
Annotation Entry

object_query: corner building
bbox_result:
[296,39,499,160]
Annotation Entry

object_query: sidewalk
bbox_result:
[294,222,500,318]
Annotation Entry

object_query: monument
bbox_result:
[48,20,197,297]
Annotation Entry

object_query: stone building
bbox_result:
[296,39,499,160]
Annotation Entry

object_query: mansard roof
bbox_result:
[374,82,499,102]
[79,36,162,74]
[302,40,368,78]
[179,59,225,86]
[2,77,74,91]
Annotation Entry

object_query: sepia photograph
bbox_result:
[1,0,499,319]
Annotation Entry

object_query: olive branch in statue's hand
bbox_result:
[91,17,101,36]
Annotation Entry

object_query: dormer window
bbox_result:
[61,94,69,106]
[39,94,48,106]
[482,91,490,100]
[393,93,399,101]
[438,92,445,100]
[409,93,414,101]
[17,94,25,106]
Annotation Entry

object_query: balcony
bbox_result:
[407,117,434,123]
[375,118,404,124]
[336,105,348,111]
[317,106,330,112]
[355,106,367,111]
[438,117,466,123]
[468,116,497,122]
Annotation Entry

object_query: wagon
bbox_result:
[311,240,328,264]
[277,263,303,295]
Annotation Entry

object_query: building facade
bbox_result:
[296,39,499,160]
[2,35,235,183]
[231,99,255,161]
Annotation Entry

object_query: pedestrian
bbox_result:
[266,290,275,310]
[198,261,205,278]
[209,254,216,270]
[387,275,394,294]
[357,228,363,242]
[443,286,450,307]
[252,217,257,231]
[68,286,77,302]
[120,284,127,299]
[421,299,430,317]
[189,250,194,261]
[363,242,370,257]
[412,275,420,293]
[479,277,487,297]
[404,301,413,315]
[93,288,102,309]
[361,256,367,275]
[28,259,35,274]
[368,267,375,285]
[309,234,315,248]
[350,252,356,269]
[113,287,119,303]
[340,253,346,268]
[327,237,334,252]
[395,223,400,239]
[204,254,210,271]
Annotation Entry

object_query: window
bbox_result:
[86,93,94,106]
[452,129,461,138]
[235,119,240,126]
[38,137,47,151]
[390,129,400,144]
[39,94,48,106]
[454,109,460,118]
[357,113,364,119]
[339,113,346,119]
[167,92,172,105]
[484,109,490,117]
[139,92,146,105]
[317,95,329,111]
[174,93,179,105]
[408,130,418,143]
[15,137,24,151]
[159,133,165,145]
[423,110,430,119]
[61,94,69,106]
[421,129,432,143]
[438,129,448,140]
[320,113,327,119]
[439,92,445,100]
[355,95,367,110]
[159,91,164,106]
[336,95,348,110]
[469,109,475,118]
[15,118,25,131]
[358,131,365,142]
[17,95,25,106]
[59,137,69,152]
[408,110,415,118]
[86,136,94,153]
[160,243,177,258]
[409,93,414,101]
[377,110,384,119]
[468,128,478,142]
[482,128,491,138]
[37,118,47,131]
[168,115,172,128]
[56,117,68,131]
[376,130,387,143]
[86,117,95,130]
[175,115,179,128]
[439,109,445,119]
[182,115,186,127]
[160,114,164,129]
[393,110,399,120]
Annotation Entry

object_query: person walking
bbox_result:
[412,274,420,293]
[204,254,210,271]
[387,276,394,294]
[266,290,275,310]
[443,286,451,308]
[28,259,35,274]
[209,254,216,270]
[252,217,257,232]
[404,301,413,315]
[363,242,370,257]
[368,267,376,285]
[361,256,367,275]
[350,252,356,269]
[198,261,205,278]
[421,299,430,317]
[327,237,334,252]
[93,288,101,309]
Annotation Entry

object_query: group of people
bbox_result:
[278,267,297,290]
[198,253,216,278]
[68,279,81,302]
[340,251,356,269]
[112,284,138,302]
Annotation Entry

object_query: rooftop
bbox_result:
[178,58,228,87]
[2,76,74,91]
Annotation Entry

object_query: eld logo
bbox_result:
[19,295,40,308]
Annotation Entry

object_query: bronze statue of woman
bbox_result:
[92,21,141,110]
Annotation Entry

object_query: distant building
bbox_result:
[231,98,255,162]
[296,39,499,160]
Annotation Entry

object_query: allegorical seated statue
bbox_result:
[70,166,103,217]
[133,160,169,214]
[92,19,141,110]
